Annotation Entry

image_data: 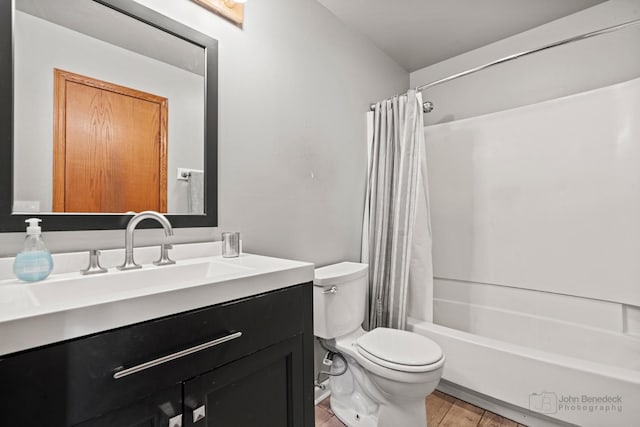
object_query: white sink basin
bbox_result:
[1,260,254,315]
[49,259,250,296]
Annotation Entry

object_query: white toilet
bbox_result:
[314,262,445,427]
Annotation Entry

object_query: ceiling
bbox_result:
[317,0,607,72]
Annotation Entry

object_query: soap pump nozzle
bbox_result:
[25,218,42,236]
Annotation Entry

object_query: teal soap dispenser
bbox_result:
[13,218,54,282]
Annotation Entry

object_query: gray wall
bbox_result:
[1,0,409,259]
[410,0,640,125]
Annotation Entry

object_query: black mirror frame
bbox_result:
[0,0,218,232]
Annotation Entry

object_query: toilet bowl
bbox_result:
[314,262,445,427]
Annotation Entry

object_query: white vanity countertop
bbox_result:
[0,242,314,356]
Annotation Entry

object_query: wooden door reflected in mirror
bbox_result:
[52,69,168,213]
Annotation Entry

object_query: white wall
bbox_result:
[410,0,640,125]
[1,0,408,258]
[13,11,204,213]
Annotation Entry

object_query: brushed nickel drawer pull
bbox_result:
[113,331,243,379]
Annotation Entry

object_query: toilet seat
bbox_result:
[356,328,443,373]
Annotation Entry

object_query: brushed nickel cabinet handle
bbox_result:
[113,331,243,379]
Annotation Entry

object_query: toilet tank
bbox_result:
[313,262,368,339]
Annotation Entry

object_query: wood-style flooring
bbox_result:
[315,390,527,427]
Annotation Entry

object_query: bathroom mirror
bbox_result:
[0,0,218,231]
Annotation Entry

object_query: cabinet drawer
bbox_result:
[0,283,311,426]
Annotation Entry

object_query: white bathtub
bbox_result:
[408,280,640,427]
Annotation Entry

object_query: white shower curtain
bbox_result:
[362,90,433,330]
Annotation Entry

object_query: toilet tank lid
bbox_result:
[314,262,368,286]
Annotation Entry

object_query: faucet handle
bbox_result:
[153,243,176,266]
[81,249,108,275]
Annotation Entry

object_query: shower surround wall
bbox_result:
[426,76,640,309]
[408,2,640,425]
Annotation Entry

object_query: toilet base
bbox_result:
[328,352,434,427]
[330,398,378,427]
[331,396,429,427]
[328,353,381,427]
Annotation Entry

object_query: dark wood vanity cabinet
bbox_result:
[0,283,314,427]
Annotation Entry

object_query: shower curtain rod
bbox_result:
[369,18,640,113]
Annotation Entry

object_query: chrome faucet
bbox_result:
[118,211,174,271]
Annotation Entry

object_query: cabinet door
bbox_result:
[75,386,182,427]
[183,335,306,427]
